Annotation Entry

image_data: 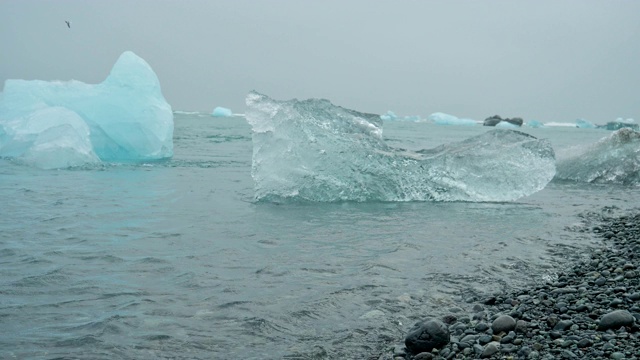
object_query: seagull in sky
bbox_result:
[65,20,71,28]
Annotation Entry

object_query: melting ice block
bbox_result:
[428,112,478,126]
[212,106,233,117]
[380,111,397,121]
[246,91,556,202]
[0,51,173,168]
[556,128,640,185]
[526,120,545,128]
[576,118,596,129]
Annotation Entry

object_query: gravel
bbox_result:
[378,211,640,360]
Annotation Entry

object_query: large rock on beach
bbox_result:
[405,319,450,354]
[491,315,517,333]
[597,310,635,331]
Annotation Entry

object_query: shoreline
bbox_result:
[378,209,640,360]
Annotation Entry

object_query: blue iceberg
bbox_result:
[246,92,556,202]
[526,120,545,128]
[556,128,640,185]
[599,118,639,131]
[428,112,478,126]
[380,111,422,122]
[576,118,596,129]
[380,110,397,121]
[0,51,173,168]
[212,106,233,117]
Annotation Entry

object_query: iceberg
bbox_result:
[380,110,397,121]
[428,112,478,126]
[0,51,173,168]
[526,120,545,128]
[246,91,556,202]
[495,121,520,129]
[576,118,596,129]
[555,128,640,185]
[212,106,233,117]
[403,115,422,122]
[600,118,639,131]
[380,111,422,122]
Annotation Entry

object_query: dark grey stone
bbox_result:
[577,338,593,348]
[597,310,635,331]
[405,319,450,354]
[492,315,517,333]
[478,334,493,345]
[553,320,574,331]
[483,116,502,127]
[481,342,500,358]
[505,117,523,126]
[413,352,434,360]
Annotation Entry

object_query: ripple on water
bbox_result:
[11,267,68,287]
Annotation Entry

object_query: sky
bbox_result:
[1,0,638,123]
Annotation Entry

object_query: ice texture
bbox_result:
[246,91,556,202]
[526,120,545,128]
[212,106,233,117]
[0,51,173,168]
[496,121,520,129]
[380,111,397,121]
[428,112,478,126]
[556,128,640,185]
[576,118,596,129]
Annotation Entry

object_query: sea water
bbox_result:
[1,114,638,359]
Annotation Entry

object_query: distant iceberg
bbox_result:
[403,115,422,122]
[428,112,478,126]
[600,118,638,131]
[0,51,173,169]
[246,91,556,202]
[212,106,233,117]
[526,120,545,128]
[380,111,397,121]
[556,128,640,185]
[380,111,422,122]
[545,122,577,127]
[576,118,596,129]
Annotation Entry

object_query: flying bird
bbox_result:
[65,20,71,28]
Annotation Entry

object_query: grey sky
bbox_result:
[1,0,638,123]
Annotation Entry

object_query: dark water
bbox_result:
[1,115,638,359]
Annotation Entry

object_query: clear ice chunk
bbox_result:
[556,128,640,185]
[246,91,556,202]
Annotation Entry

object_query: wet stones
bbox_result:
[387,211,640,360]
[405,319,450,354]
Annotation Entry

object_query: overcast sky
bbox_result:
[1,0,638,122]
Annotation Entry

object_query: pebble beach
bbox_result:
[378,209,640,360]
